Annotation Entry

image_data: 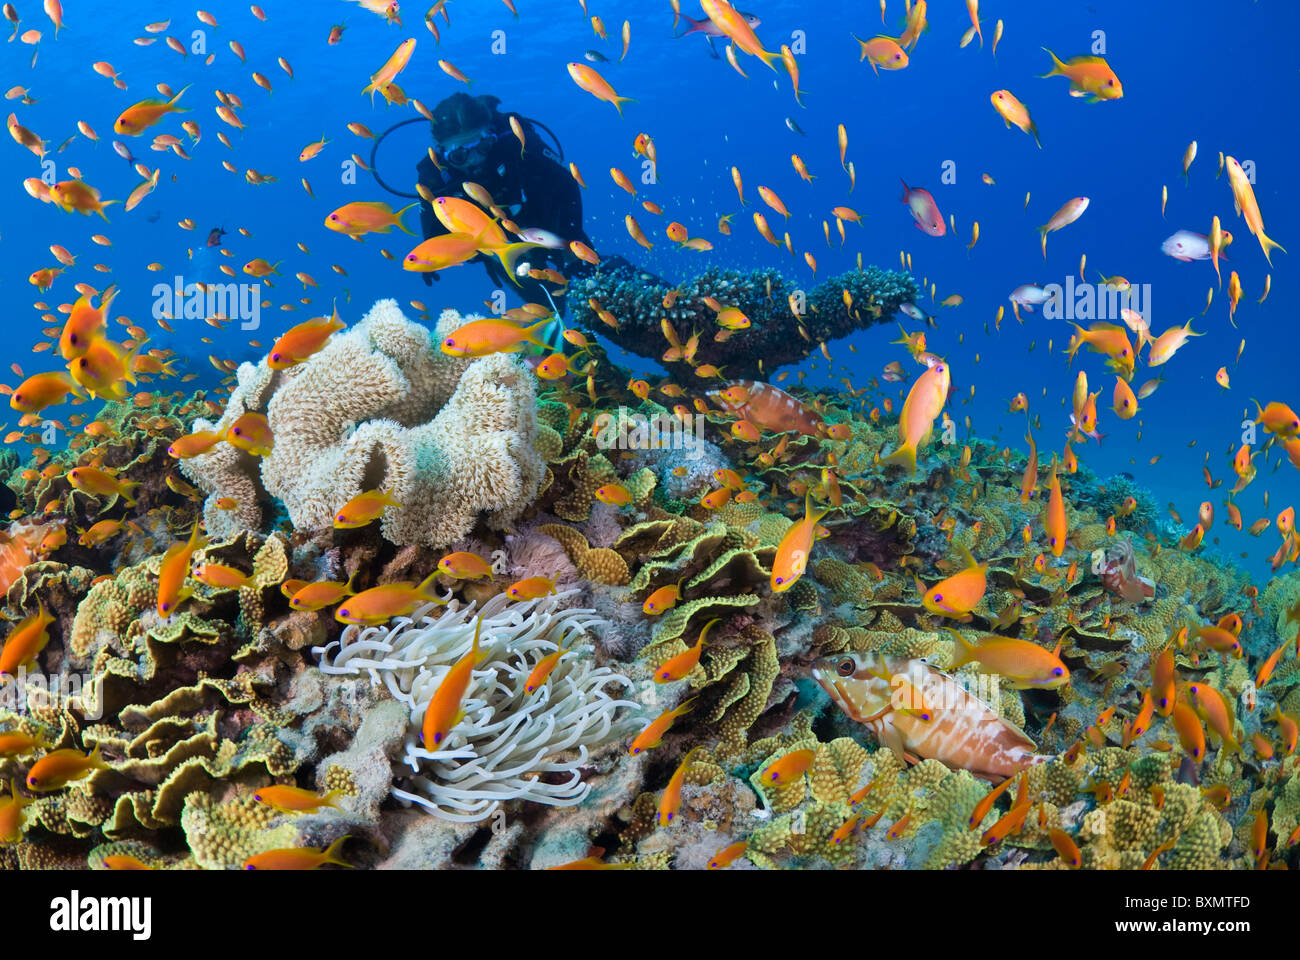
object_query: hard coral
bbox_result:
[570,262,918,378]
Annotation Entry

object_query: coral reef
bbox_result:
[2,271,1292,875]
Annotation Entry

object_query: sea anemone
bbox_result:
[313,590,639,823]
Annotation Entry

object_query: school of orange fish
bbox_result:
[1,0,1297,869]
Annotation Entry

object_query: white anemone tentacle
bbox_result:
[314,589,639,822]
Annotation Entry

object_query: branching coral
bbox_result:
[314,590,640,823]
[179,300,545,548]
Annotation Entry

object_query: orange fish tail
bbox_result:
[321,834,353,867]
[1259,231,1287,266]
[416,570,447,601]
[879,441,917,474]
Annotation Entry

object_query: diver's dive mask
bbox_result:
[439,129,499,168]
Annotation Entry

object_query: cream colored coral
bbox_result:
[179,300,545,547]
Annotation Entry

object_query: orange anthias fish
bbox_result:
[1170,701,1206,762]
[0,731,51,758]
[421,617,488,749]
[59,290,116,360]
[333,489,400,528]
[437,551,493,580]
[1020,431,1038,504]
[944,628,1069,690]
[922,545,987,620]
[226,412,273,456]
[113,84,191,135]
[700,0,781,69]
[642,576,686,615]
[706,380,825,436]
[334,573,443,626]
[9,371,80,413]
[286,574,357,612]
[1226,156,1286,265]
[439,317,550,358]
[707,840,748,869]
[629,698,696,755]
[156,520,207,619]
[760,748,816,784]
[324,201,418,238]
[990,90,1041,148]
[879,358,951,474]
[0,599,56,677]
[771,493,831,593]
[657,746,704,827]
[0,779,30,843]
[1045,458,1068,556]
[566,62,635,115]
[243,836,351,870]
[268,312,346,368]
[362,37,416,102]
[506,576,557,601]
[523,638,572,694]
[26,743,109,791]
[852,34,909,73]
[1040,49,1122,102]
[813,651,1048,781]
[66,465,139,505]
[253,785,345,814]
[655,618,719,683]
[167,429,224,459]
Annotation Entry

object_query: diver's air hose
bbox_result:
[369,117,426,199]
[368,114,565,199]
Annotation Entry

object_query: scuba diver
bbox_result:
[404,93,593,309]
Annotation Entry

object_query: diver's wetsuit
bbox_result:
[415,114,593,308]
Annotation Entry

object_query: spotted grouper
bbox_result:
[812,650,1050,781]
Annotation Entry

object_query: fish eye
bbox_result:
[1053,667,1064,676]
[339,608,349,616]
[836,658,855,677]
[244,864,256,870]
[161,602,171,611]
